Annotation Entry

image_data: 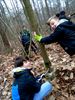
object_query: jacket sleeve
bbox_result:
[28,79,41,93]
[40,27,63,44]
[27,70,41,93]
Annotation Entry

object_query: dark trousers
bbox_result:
[23,41,38,54]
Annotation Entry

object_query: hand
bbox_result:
[33,32,42,42]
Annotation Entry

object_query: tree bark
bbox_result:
[45,0,50,18]
[23,0,52,69]
[0,19,12,51]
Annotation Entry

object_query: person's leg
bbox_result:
[24,43,30,54]
[31,41,38,54]
[33,81,52,100]
[32,41,37,49]
[31,45,37,54]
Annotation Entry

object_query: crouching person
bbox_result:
[11,56,52,100]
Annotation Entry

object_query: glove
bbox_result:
[34,34,42,42]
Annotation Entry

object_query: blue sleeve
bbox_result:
[40,27,63,44]
[12,85,20,100]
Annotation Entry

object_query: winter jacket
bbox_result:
[12,68,41,100]
[40,19,75,56]
[21,34,30,47]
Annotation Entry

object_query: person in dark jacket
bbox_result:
[34,11,75,56]
[20,30,38,54]
[11,56,52,100]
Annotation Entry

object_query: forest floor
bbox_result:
[0,43,75,100]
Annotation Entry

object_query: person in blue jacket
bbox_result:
[34,11,75,56]
[11,56,52,100]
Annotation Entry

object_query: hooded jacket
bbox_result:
[12,68,41,100]
[40,19,75,56]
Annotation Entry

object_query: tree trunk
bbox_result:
[56,0,61,12]
[10,0,22,33]
[65,0,69,14]
[0,19,12,51]
[40,0,47,21]
[22,0,52,70]
[32,0,42,32]
[45,0,50,18]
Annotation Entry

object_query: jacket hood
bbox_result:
[12,67,26,78]
[57,19,68,27]
[12,67,32,78]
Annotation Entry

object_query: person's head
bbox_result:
[47,16,59,31]
[47,11,68,31]
[14,56,31,68]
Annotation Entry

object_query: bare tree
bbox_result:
[31,0,43,32]
[45,0,50,18]
[0,18,12,51]
[65,0,70,14]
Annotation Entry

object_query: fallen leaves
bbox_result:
[0,43,75,100]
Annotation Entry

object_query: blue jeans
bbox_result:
[33,81,52,100]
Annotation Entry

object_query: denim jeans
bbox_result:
[33,81,52,100]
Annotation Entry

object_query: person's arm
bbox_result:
[40,27,63,44]
[28,79,41,93]
[27,69,41,93]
